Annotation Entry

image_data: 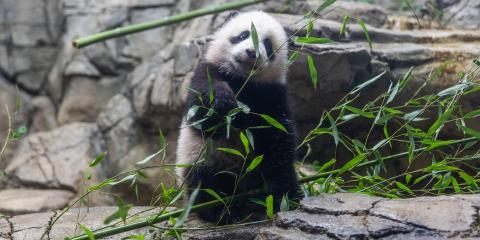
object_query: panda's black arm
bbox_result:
[186,63,239,135]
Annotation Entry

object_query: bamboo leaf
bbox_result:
[316,0,336,13]
[245,129,255,150]
[399,67,413,89]
[260,114,288,133]
[104,198,132,224]
[345,106,375,118]
[307,55,318,90]
[186,105,199,121]
[318,159,336,172]
[386,81,400,104]
[459,172,477,188]
[437,83,470,97]
[12,126,27,140]
[427,108,452,136]
[339,153,366,174]
[395,181,413,195]
[340,15,348,36]
[251,22,260,58]
[405,174,412,184]
[423,139,457,151]
[352,71,385,94]
[358,19,372,51]
[464,109,480,119]
[266,195,274,220]
[79,224,96,240]
[240,132,250,154]
[226,115,232,139]
[159,129,167,159]
[137,149,163,165]
[372,139,387,151]
[246,155,264,173]
[207,68,214,104]
[89,152,107,168]
[296,37,335,44]
[217,148,244,159]
[460,126,480,140]
[327,112,339,146]
[280,195,289,212]
[175,186,200,227]
[204,189,226,206]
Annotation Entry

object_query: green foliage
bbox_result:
[250,22,260,58]
[12,126,27,140]
[266,195,274,220]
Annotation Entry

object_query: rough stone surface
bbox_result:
[0,189,74,215]
[0,207,154,240]
[308,0,388,27]
[5,122,105,190]
[442,0,480,30]
[2,193,479,239]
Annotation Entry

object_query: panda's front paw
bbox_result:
[212,83,238,115]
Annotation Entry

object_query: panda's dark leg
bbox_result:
[186,165,247,224]
[261,151,303,210]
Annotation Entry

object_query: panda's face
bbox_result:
[205,11,288,84]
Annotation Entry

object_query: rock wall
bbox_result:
[0,0,479,216]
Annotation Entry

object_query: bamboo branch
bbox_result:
[72,0,267,48]
[67,136,477,240]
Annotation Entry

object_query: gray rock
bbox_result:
[256,226,330,240]
[371,195,475,232]
[5,122,104,190]
[64,54,101,78]
[442,0,480,30]
[29,96,58,133]
[0,189,74,215]
[57,77,124,124]
[301,193,383,214]
[308,0,388,27]
[1,207,154,240]
[121,7,173,61]
[0,76,31,168]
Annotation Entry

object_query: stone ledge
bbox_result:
[2,193,478,239]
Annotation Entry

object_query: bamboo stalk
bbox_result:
[72,0,267,48]
[67,136,477,240]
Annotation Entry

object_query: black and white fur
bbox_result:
[176,11,301,224]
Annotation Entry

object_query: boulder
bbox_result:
[5,122,105,190]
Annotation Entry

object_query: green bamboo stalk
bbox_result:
[68,136,477,240]
[72,0,267,48]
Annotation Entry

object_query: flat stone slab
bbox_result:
[0,207,155,240]
[0,189,74,216]
[1,193,479,239]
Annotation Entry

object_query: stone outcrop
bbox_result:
[1,193,479,239]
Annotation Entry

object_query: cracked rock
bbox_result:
[371,195,475,233]
[5,122,105,190]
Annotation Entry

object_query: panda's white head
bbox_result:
[205,11,288,84]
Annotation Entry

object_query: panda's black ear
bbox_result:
[217,11,239,29]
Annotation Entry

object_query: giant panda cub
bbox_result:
[176,11,302,224]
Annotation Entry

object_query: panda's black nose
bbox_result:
[245,49,257,59]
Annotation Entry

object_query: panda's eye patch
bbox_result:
[263,38,275,60]
[230,30,250,44]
